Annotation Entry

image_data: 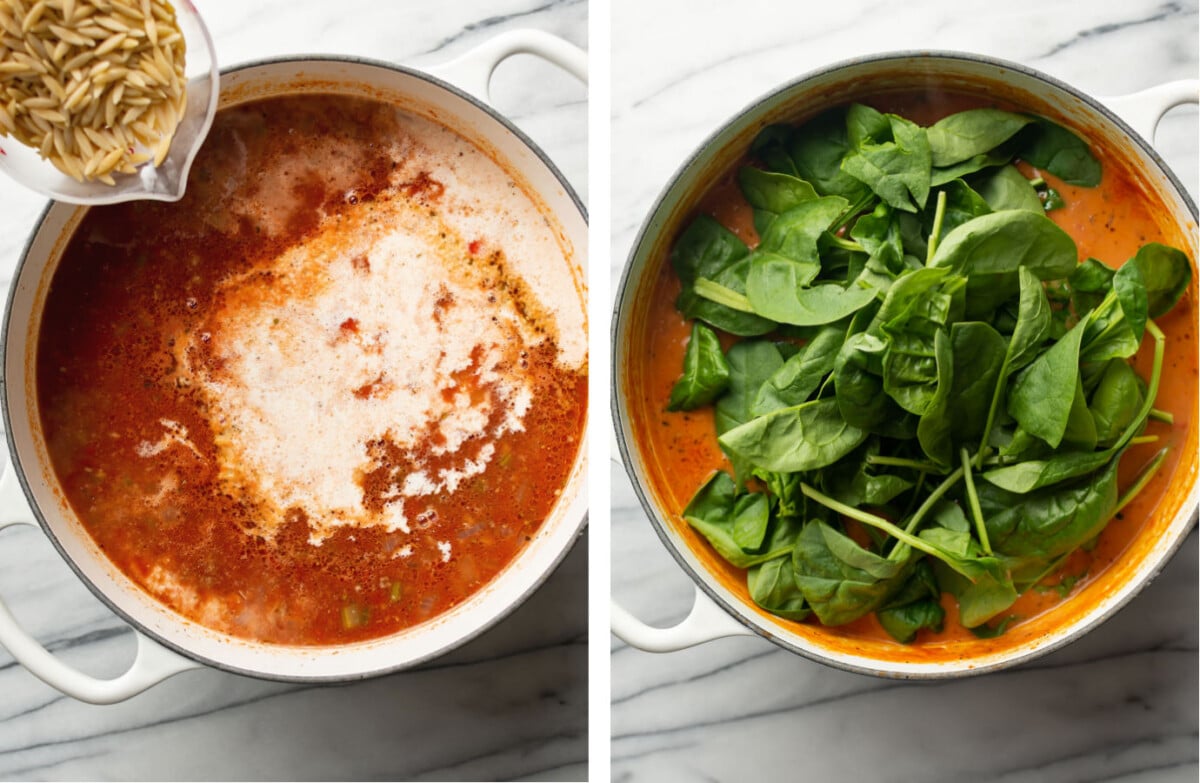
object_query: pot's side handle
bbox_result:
[0,468,201,705]
[427,29,587,103]
[1101,80,1199,143]
[611,586,755,653]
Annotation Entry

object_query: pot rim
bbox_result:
[612,49,1198,678]
[2,53,588,683]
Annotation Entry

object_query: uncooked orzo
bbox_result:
[0,0,185,184]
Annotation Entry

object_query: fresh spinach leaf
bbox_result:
[975,164,1042,213]
[668,322,731,411]
[922,179,992,237]
[981,449,1111,494]
[869,266,960,333]
[750,124,802,177]
[1089,359,1144,447]
[784,109,874,202]
[845,103,892,146]
[927,108,1032,167]
[1061,375,1099,450]
[1007,312,1090,449]
[673,216,777,336]
[682,472,781,568]
[672,214,747,285]
[753,323,845,415]
[842,110,932,212]
[935,558,1020,629]
[850,201,900,257]
[743,198,881,326]
[917,322,1007,466]
[1068,257,1115,316]
[833,331,893,431]
[793,520,910,626]
[718,398,868,473]
[1079,261,1147,363]
[929,210,1078,316]
[1132,242,1193,318]
[917,525,1019,628]
[1005,266,1054,372]
[748,555,810,621]
[738,166,821,235]
[715,341,787,435]
[1017,118,1102,186]
[823,441,914,508]
[757,196,849,261]
[878,598,945,642]
[978,458,1120,558]
[876,561,945,643]
[983,353,1148,493]
[749,278,880,327]
[876,270,968,417]
[931,149,1012,187]
[882,330,943,416]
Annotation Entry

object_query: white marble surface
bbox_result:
[610,1,1198,781]
[0,1,587,781]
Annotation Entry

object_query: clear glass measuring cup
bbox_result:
[0,0,218,205]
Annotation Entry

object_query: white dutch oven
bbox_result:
[612,52,1198,677]
[0,31,588,703]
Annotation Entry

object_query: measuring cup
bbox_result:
[0,0,218,205]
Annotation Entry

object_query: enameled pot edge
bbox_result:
[611,49,1199,678]
[0,42,589,699]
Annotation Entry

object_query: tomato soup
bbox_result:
[36,94,587,646]
[626,91,1196,652]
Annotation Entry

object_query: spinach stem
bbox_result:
[925,190,948,265]
[865,454,948,474]
[831,192,876,235]
[900,465,965,537]
[960,447,992,555]
[975,382,1002,470]
[1113,448,1168,517]
[1148,407,1174,424]
[1129,435,1159,445]
[799,481,961,565]
[693,277,755,313]
[1025,553,1073,593]
[827,235,865,253]
[900,471,928,519]
[1113,319,1165,453]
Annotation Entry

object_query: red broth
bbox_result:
[627,91,1196,652]
[36,94,587,646]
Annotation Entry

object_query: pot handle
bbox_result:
[611,586,756,652]
[1102,80,1199,143]
[0,466,201,704]
[426,29,587,103]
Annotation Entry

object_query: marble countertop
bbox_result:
[0,1,587,781]
[610,1,1198,781]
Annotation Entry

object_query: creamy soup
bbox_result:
[36,93,587,645]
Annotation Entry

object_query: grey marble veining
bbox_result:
[0,2,587,781]
[611,1,1198,781]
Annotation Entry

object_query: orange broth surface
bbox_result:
[36,94,587,646]
[628,91,1197,653]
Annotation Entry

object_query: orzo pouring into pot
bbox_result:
[0,45,588,700]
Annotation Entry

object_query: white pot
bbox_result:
[611,51,1198,678]
[0,32,588,703]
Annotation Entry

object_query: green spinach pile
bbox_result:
[667,103,1192,642]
